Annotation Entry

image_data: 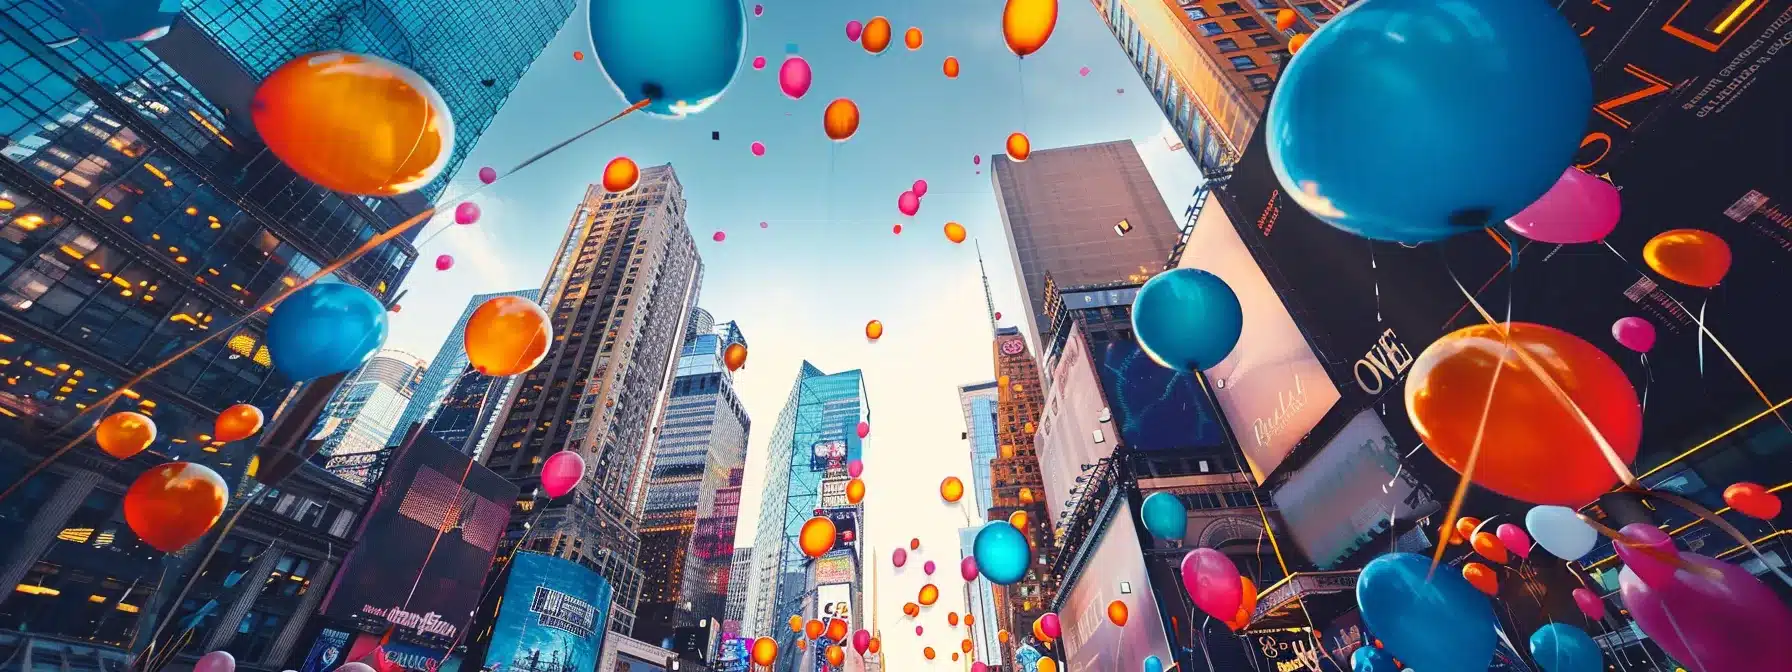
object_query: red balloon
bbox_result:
[124,462,229,552]
[1725,482,1782,520]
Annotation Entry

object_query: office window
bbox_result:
[1199,21,1224,35]
[1184,5,1208,19]
[1235,16,1262,29]
[1300,2,1332,16]
[1215,38,1241,52]
[1252,32,1279,46]
[1230,55,1259,71]
[1248,74,1274,91]
[1254,0,1279,7]
[1218,1,1244,13]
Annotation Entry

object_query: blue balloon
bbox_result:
[266,282,388,382]
[1131,268,1243,371]
[588,0,745,117]
[1350,647,1396,672]
[1142,655,1163,672]
[1357,553,1497,672]
[1266,0,1592,243]
[1140,491,1188,541]
[57,0,181,42]
[1529,624,1603,672]
[973,521,1032,586]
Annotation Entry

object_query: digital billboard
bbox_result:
[1037,324,1112,526]
[1059,512,1173,672]
[816,583,853,626]
[716,637,750,672]
[813,553,853,585]
[820,507,859,549]
[810,439,847,471]
[1094,337,1226,451]
[297,628,461,672]
[819,477,849,508]
[1271,409,1439,569]
[1177,189,1341,483]
[321,433,518,644]
[298,627,354,672]
[479,552,613,672]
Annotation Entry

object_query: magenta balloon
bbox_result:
[477,166,497,184]
[848,459,864,478]
[753,3,763,16]
[751,141,766,156]
[1079,66,1090,76]
[857,421,870,439]
[1180,548,1243,620]
[897,191,920,217]
[852,629,871,655]
[751,55,766,70]
[193,651,235,672]
[924,560,936,575]
[973,154,981,165]
[1572,587,1605,621]
[892,547,907,568]
[1612,316,1657,353]
[915,625,924,635]
[712,231,726,242]
[778,56,812,99]
[1496,523,1532,560]
[454,201,480,225]
[846,20,863,41]
[1505,167,1621,244]
[912,179,928,197]
[1620,556,1792,671]
[1614,523,1679,587]
[540,450,585,498]
[973,663,988,672]
[759,221,768,228]
[960,556,979,582]
[434,254,453,271]
[1039,613,1061,639]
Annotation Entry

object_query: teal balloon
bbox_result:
[1140,492,1188,541]
[973,521,1031,586]
[1142,656,1163,672]
[1266,0,1591,243]
[1530,624,1602,672]
[265,283,388,382]
[587,0,745,117]
[1350,647,1396,672]
[1132,268,1243,371]
[1357,553,1497,672]
[57,0,181,42]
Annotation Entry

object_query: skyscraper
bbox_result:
[310,349,426,485]
[393,289,539,444]
[988,327,1055,668]
[741,362,868,669]
[959,381,1001,519]
[636,318,751,646]
[958,526,1002,665]
[477,166,702,637]
[991,141,1181,353]
[722,545,754,636]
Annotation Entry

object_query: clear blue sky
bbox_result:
[385,0,1196,664]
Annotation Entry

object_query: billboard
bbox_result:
[810,439,848,471]
[1178,190,1341,483]
[321,433,518,643]
[1271,409,1440,568]
[479,552,613,672]
[1093,337,1226,451]
[1038,324,1112,526]
[819,477,849,508]
[813,553,854,585]
[298,627,354,672]
[1059,513,1173,672]
[820,507,859,548]
[816,583,853,627]
[298,628,461,672]
[716,637,750,672]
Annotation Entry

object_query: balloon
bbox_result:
[974,154,982,165]
[1359,553,1497,672]
[1462,561,1499,595]
[788,615,802,632]
[478,166,497,184]
[944,221,968,243]
[1571,587,1605,620]
[1610,316,1656,354]
[587,0,743,116]
[213,404,264,443]
[944,57,961,78]
[923,647,935,660]
[1471,532,1509,564]
[1038,659,1057,672]
[194,650,235,672]
[465,296,552,377]
[1002,0,1058,57]
[924,560,937,575]
[825,645,844,667]
[857,420,872,438]
[911,538,920,550]
[1274,8,1297,31]
[573,51,585,61]
[1612,523,1680,587]
[868,637,880,654]
[751,637,777,666]
[750,141,766,156]
[1644,229,1731,288]
[805,619,823,640]
[751,55,765,70]
[1226,576,1258,630]
[431,254,453,271]
[1179,548,1242,620]
[919,583,940,605]
[251,52,453,196]
[974,663,988,672]
[1132,268,1244,371]
[965,613,974,625]
[861,17,892,53]
[912,179,929,198]
[124,462,229,552]
[1623,556,1792,671]
[1038,612,1061,639]
[960,637,971,652]
[1496,523,1533,560]
[853,629,871,655]
[892,224,903,235]
[845,19,863,38]
[97,411,156,459]
[1526,505,1598,560]
[998,630,1009,644]
[1406,323,1640,506]
[602,157,640,192]
[799,517,836,557]
[1006,132,1031,161]
[1454,516,1483,542]
[54,0,179,42]
[905,27,923,50]
[1266,0,1590,244]
[1008,509,1028,531]
[1529,624,1602,672]
[960,556,979,581]
[1350,647,1396,672]
[1140,491,1189,540]
[845,478,866,504]
[266,283,388,381]
[540,451,585,498]
[1079,66,1091,76]
[712,231,726,243]
[941,476,964,502]
[848,459,864,478]
[827,618,847,641]
[753,3,762,16]
[759,221,768,228]
[1504,168,1621,244]
[454,201,481,225]
[973,521,1031,585]
[724,342,747,371]
[1143,656,1165,672]
[898,191,921,216]
[1724,482,1782,519]
[1019,487,1034,504]
[1107,600,1128,626]
[795,640,806,651]
[778,56,811,99]
[824,99,860,141]
[893,547,907,567]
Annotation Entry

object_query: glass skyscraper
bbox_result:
[393,288,539,443]
[958,526,1002,664]
[308,349,424,485]
[959,380,1000,520]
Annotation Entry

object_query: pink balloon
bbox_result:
[753,3,763,16]
[892,547,907,567]
[712,231,726,242]
[434,254,453,271]
[759,221,768,228]
[1612,316,1656,353]
[846,20,863,41]
[1572,587,1605,621]
[848,459,864,478]
[973,154,981,165]
[454,201,480,225]
[1180,548,1242,620]
[1614,523,1679,587]
[973,664,988,672]
[1079,66,1091,76]
[960,556,979,582]
[897,191,920,217]
[778,56,812,99]
[853,629,872,655]
[752,55,766,70]
[1495,523,1532,560]
[915,625,924,635]
[540,450,585,498]
[857,421,870,439]
[912,179,928,197]
[1619,554,1792,671]
[1039,613,1061,639]
[194,651,235,672]
[924,560,936,575]
[477,166,497,184]
[1505,167,1621,244]
[750,141,765,156]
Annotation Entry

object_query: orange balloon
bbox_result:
[904,602,919,617]
[799,516,837,558]
[573,50,585,61]
[97,411,156,459]
[1408,323,1640,506]
[919,583,940,606]
[1275,8,1297,31]
[868,637,881,654]
[923,647,936,660]
[943,56,960,78]
[824,98,861,141]
[789,615,803,632]
[826,645,845,667]
[964,613,975,626]
[962,638,974,653]
[1644,229,1731,288]
[910,538,921,550]
[1226,576,1258,630]
[1724,482,1783,520]
[751,637,779,665]
[941,476,965,502]
[1032,616,1050,642]
[796,639,806,651]
[948,612,960,626]
[1008,509,1029,532]
[998,630,1010,644]
[1002,0,1058,57]
[1038,658,1058,672]
[943,221,968,244]
[826,618,848,642]
[124,462,228,552]
[905,27,924,50]
[602,156,640,192]
[1472,531,1510,564]
[1107,600,1129,626]
[865,319,884,341]
[465,296,552,377]
[723,342,748,372]
[1463,562,1499,596]
[1289,33,1309,54]
[846,478,867,504]
[1006,132,1031,161]
[213,403,264,443]
[953,653,960,662]
[250,51,452,196]
[862,17,892,53]
[805,619,825,640]
[1019,487,1034,504]
[1454,517,1483,542]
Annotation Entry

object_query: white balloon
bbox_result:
[1525,505,1597,561]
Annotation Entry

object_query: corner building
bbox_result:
[988,327,1055,668]
[478,166,702,637]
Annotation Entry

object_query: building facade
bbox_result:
[721,545,753,636]
[958,380,1000,520]
[957,526,1002,667]
[476,167,702,638]
[309,349,424,485]
[987,328,1054,668]
[392,289,538,446]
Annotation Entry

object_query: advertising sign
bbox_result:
[1271,409,1439,569]
[298,627,354,672]
[1037,324,1111,525]
[344,633,457,672]
[1251,630,1341,672]
[810,439,848,471]
[816,583,853,626]
[821,507,859,548]
[813,553,853,585]
[479,552,613,672]
[321,433,518,643]
[716,637,750,672]
[819,477,849,508]
[1093,336,1226,452]
[1059,513,1173,672]
[1178,190,1341,483]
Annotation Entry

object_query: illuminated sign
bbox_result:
[814,554,854,585]
[816,583,853,626]
[479,552,611,672]
[820,477,849,508]
[1272,409,1438,569]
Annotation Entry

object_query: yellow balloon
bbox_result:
[944,221,967,244]
[602,156,640,192]
[96,411,156,459]
[941,476,965,502]
[846,478,867,504]
[1009,509,1029,531]
[751,637,778,666]
[1002,0,1059,57]
[799,516,837,558]
[1006,132,1032,161]
[465,296,552,376]
[865,319,884,341]
[1019,487,1035,504]
[789,615,803,632]
[1038,658,1058,672]
[919,583,940,606]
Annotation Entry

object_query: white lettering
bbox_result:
[1252,374,1310,449]
[371,605,459,639]
[1353,329,1413,395]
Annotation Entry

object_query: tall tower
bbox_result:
[988,328,1054,668]
[310,349,427,485]
[478,166,703,636]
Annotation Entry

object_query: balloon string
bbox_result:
[1573,513,1720,581]
[430,503,553,669]
[0,99,649,505]
[1638,353,1651,416]
[1696,297,1708,377]
[1633,487,1792,587]
[1427,293,1508,578]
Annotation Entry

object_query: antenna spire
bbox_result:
[975,240,997,335]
